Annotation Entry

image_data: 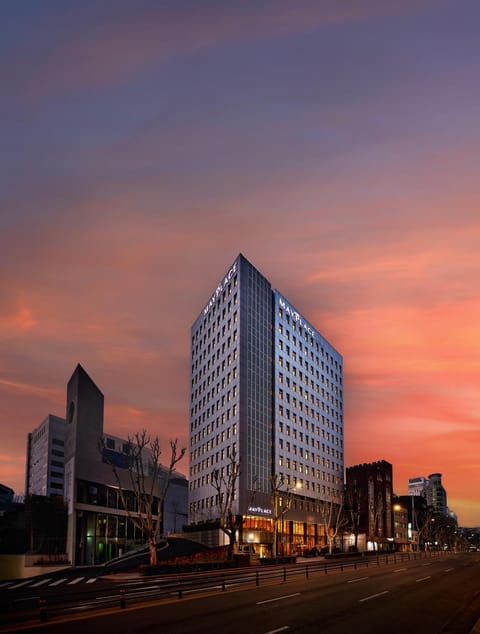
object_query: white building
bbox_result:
[25,414,66,497]
[408,476,428,497]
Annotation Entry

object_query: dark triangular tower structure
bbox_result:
[64,364,104,565]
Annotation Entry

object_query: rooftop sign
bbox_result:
[203,260,238,315]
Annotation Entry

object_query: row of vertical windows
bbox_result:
[189,269,241,505]
[277,454,341,477]
[191,281,238,351]
[275,297,343,506]
[189,442,238,488]
[277,442,342,463]
[276,472,342,498]
[277,357,341,402]
[277,342,341,386]
[190,423,238,460]
[190,488,237,515]
[277,310,341,369]
[277,421,342,443]
[190,390,238,435]
[191,348,238,398]
[191,330,238,378]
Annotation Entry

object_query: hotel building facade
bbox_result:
[189,254,344,555]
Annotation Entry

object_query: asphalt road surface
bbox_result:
[3,552,480,634]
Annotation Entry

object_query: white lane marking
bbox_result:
[86,578,97,584]
[96,593,126,601]
[394,568,407,572]
[49,578,68,587]
[265,627,289,634]
[347,577,369,584]
[359,590,389,603]
[416,576,431,583]
[445,568,454,572]
[14,596,40,603]
[8,580,32,589]
[177,582,239,596]
[96,585,162,601]
[257,593,301,605]
[30,579,52,588]
[68,577,85,585]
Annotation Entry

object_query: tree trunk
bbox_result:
[328,536,334,555]
[148,533,157,566]
[227,531,235,560]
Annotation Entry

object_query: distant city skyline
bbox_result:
[1,1,479,526]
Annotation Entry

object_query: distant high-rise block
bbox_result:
[188,254,344,555]
[408,473,448,516]
[427,472,448,515]
[25,414,66,497]
[408,476,428,497]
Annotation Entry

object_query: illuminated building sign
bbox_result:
[203,261,238,315]
[247,506,272,516]
[278,297,314,337]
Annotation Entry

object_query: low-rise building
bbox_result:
[61,364,188,565]
[345,460,393,551]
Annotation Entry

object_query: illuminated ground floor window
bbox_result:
[74,510,146,565]
[241,515,328,556]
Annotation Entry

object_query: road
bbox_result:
[2,552,479,633]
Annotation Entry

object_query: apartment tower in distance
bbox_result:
[189,254,344,556]
[25,414,66,497]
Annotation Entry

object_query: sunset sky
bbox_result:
[1,0,479,526]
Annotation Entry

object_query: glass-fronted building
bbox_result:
[188,254,344,555]
[64,364,188,565]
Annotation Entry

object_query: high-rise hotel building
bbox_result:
[189,255,344,555]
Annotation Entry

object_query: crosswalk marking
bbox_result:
[8,580,32,589]
[68,577,85,585]
[3,575,98,590]
[31,579,52,588]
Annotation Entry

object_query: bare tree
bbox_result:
[372,490,385,549]
[103,430,185,566]
[344,484,362,551]
[318,495,347,555]
[211,451,241,560]
[270,474,297,558]
[421,508,459,552]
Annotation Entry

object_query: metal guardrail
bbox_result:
[4,550,457,627]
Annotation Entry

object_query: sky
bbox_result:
[1,0,479,526]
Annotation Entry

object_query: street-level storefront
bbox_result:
[240,515,328,556]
